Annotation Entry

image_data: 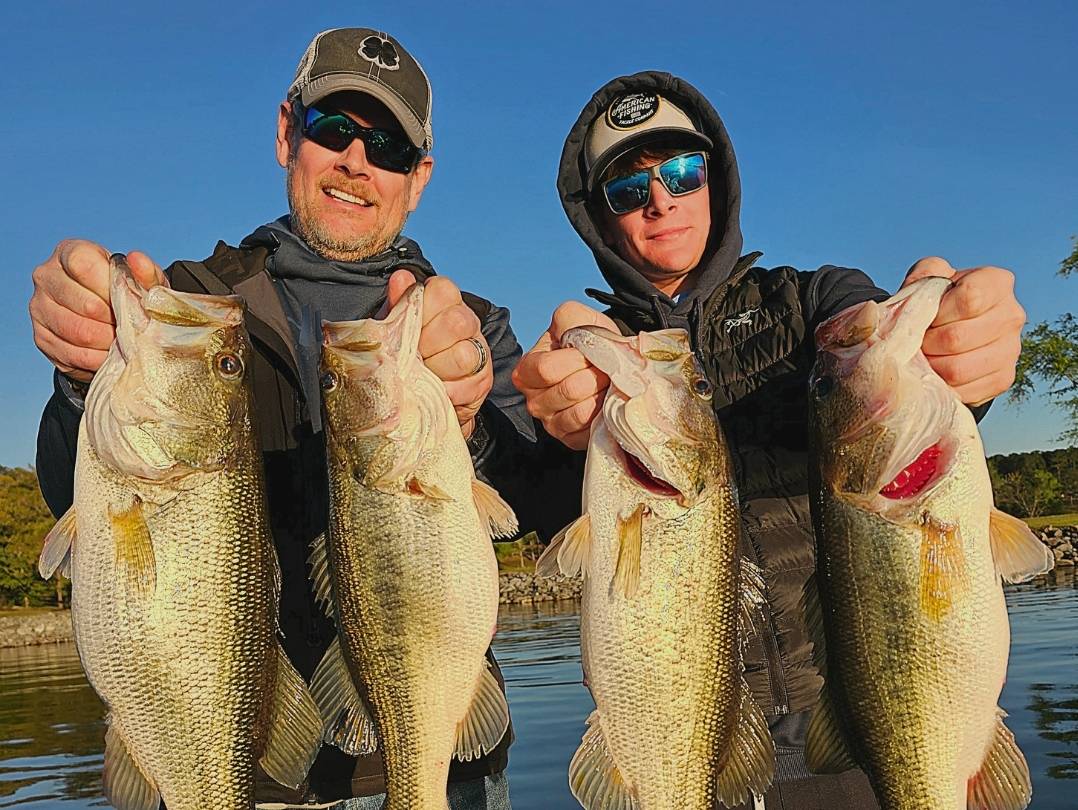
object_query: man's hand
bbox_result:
[29,240,164,382]
[901,257,1026,406]
[385,270,492,438]
[512,302,617,450]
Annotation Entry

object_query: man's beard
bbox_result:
[286,158,409,263]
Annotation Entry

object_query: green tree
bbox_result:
[990,458,1064,518]
[0,466,64,607]
[1061,234,1078,278]
[1011,236,1078,441]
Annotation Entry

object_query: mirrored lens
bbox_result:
[305,113,355,152]
[658,153,707,196]
[363,129,416,172]
[604,172,651,215]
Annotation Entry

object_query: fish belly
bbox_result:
[818,462,1007,810]
[331,459,498,810]
[582,450,741,809]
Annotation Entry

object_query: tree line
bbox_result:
[987,447,1078,518]
[0,466,68,608]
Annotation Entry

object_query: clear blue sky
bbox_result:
[2,0,1075,467]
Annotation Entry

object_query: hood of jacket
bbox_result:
[557,71,745,318]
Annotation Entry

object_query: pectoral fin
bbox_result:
[567,710,637,810]
[406,476,452,500]
[307,533,335,619]
[472,479,519,539]
[535,514,591,579]
[259,644,322,789]
[613,504,645,598]
[454,663,510,762]
[109,497,156,597]
[716,680,776,807]
[989,507,1053,583]
[102,715,160,810]
[967,708,1032,810]
[309,638,378,755]
[805,683,858,774]
[39,507,76,579]
[739,558,768,639]
[920,514,967,622]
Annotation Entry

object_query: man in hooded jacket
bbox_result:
[514,71,1027,808]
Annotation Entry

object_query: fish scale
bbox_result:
[583,424,742,807]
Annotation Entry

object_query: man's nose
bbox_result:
[643,178,675,216]
[334,137,372,177]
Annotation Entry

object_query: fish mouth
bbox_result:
[617,444,681,498]
[878,441,950,500]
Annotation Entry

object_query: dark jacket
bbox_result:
[34,226,568,801]
[556,70,907,805]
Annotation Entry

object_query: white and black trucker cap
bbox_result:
[584,92,712,191]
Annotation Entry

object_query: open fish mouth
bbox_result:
[616,443,681,498]
[878,440,952,500]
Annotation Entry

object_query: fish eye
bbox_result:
[691,376,713,400]
[215,352,243,379]
[813,375,835,399]
[320,371,339,392]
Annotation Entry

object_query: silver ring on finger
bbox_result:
[467,337,488,376]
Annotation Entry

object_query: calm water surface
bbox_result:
[1,571,1075,809]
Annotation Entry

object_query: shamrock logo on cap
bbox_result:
[359,35,400,71]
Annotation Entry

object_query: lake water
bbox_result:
[1,570,1075,809]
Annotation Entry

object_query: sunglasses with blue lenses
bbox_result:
[295,103,422,174]
[602,151,708,215]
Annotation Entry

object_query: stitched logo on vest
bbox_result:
[723,307,760,332]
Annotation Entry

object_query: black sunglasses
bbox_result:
[294,103,422,174]
[602,151,708,215]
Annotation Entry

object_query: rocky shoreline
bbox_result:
[1039,524,1078,569]
[499,571,581,605]
[2,526,1072,648]
[0,609,75,648]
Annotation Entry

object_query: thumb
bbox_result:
[127,251,168,289]
[377,269,418,318]
[902,256,956,288]
[549,303,619,345]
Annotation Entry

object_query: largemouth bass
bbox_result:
[537,326,774,809]
[805,276,1053,810]
[312,283,515,810]
[37,256,322,810]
